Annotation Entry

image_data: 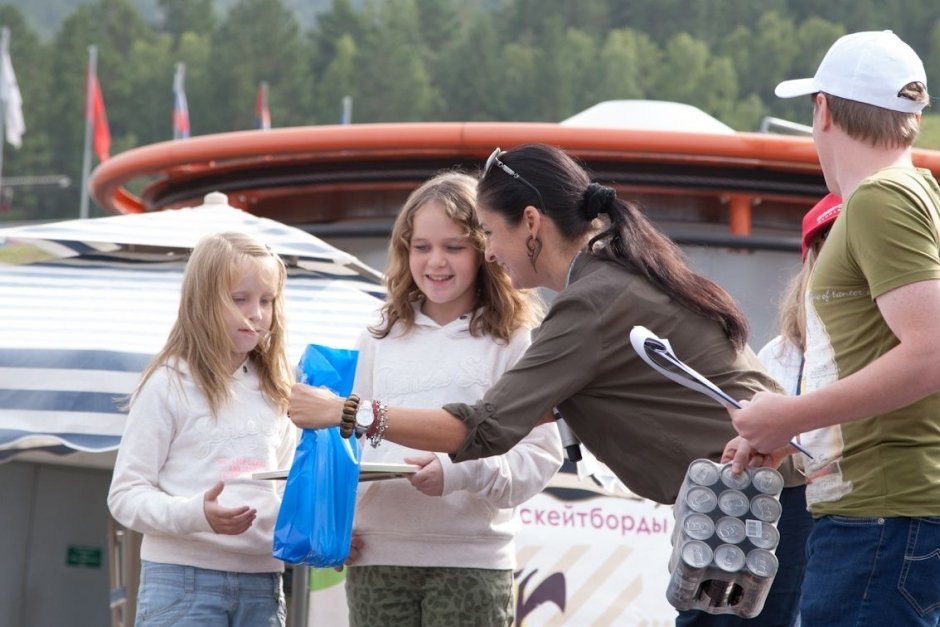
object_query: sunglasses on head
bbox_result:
[483,147,546,213]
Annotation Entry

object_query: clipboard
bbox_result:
[629,325,813,459]
[253,462,419,482]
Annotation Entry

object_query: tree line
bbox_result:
[1,0,939,221]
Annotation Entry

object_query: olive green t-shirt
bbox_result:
[800,167,940,517]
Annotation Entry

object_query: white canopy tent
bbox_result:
[0,193,385,463]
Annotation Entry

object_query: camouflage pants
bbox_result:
[345,565,514,627]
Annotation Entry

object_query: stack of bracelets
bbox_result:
[339,394,389,448]
[339,394,360,439]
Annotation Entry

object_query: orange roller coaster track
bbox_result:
[88,122,940,237]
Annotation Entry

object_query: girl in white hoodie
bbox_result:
[343,172,563,627]
[108,232,296,627]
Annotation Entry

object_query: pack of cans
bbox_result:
[666,458,784,618]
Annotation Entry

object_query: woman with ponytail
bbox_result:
[289,143,780,507]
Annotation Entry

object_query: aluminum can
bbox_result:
[681,512,716,541]
[748,521,780,550]
[751,467,784,495]
[715,516,747,544]
[734,550,779,619]
[688,458,720,486]
[686,486,719,513]
[666,540,714,610]
[681,539,715,569]
[718,489,749,517]
[746,548,779,579]
[713,543,746,573]
[750,494,782,523]
[719,463,751,490]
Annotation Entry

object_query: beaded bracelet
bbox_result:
[339,393,360,439]
[368,400,388,448]
[362,400,380,439]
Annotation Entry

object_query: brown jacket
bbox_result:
[447,254,782,504]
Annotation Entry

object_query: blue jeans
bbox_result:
[801,515,940,626]
[135,561,285,627]
[676,485,813,627]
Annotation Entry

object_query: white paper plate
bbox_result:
[362,462,418,474]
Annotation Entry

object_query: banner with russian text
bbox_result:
[513,490,675,625]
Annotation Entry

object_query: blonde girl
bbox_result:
[342,171,563,627]
[109,232,296,627]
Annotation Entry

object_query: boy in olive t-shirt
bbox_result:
[728,31,940,626]
[801,167,940,516]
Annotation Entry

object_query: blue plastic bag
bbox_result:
[272,344,361,567]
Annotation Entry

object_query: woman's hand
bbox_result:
[405,454,444,497]
[288,383,344,429]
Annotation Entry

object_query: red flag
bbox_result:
[255,81,270,130]
[87,74,110,161]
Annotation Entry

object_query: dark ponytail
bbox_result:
[479,143,748,349]
[590,198,749,348]
[581,182,615,221]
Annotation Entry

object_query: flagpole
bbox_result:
[0,27,9,206]
[341,95,352,125]
[79,45,96,219]
[259,80,269,129]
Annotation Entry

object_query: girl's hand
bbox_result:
[288,383,344,429]
[340,533,364,568]
[405,454,444,497]
[203,481,256,535]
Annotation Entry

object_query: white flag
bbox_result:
[1,44,25,148]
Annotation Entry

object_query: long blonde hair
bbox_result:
[132,232,293,416]
[374,171,542,342]
[777,242,821,353]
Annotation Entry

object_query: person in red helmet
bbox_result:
[682,193,842,627]
[799,193,842,262]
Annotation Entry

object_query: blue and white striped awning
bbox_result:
[0,191,384,297]
[0,195,385,463]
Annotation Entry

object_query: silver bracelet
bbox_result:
[368,401,388,448]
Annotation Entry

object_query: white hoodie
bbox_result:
[351,307,563,569]
[108,358,297,573]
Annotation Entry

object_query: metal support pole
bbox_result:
[79,46,96,219]
[287,565,309,627]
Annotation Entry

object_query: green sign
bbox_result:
[66,545,102,569]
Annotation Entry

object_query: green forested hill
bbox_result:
[4,0,337,38]
[0,0,938,220]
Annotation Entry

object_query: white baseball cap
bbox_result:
[775,30,927,113]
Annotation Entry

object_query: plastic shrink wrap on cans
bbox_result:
[666,458,783,618]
